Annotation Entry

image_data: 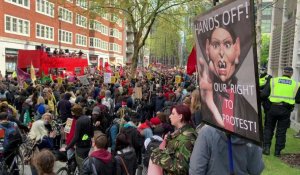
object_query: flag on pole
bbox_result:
[17,68,30,87]
[186,46,197,75]
[30,63,36,83]
[105,62,112,73]
[119,66,124,76]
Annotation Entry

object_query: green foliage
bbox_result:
[260,34,270,66]
[148,17,181,61]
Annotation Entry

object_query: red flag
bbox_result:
[105,62,112,73]
[119,66,124,76]
[98,59,103,71]
[186,46,197,75]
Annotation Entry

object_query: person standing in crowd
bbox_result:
[57,93,72,123]
[153,89,165,113]
[190,89,202,128]
[33,149,56,175]
[82,132,115,175]
[150,104,197,175]
[259,67,272,126]
[60,104,94,174]
[0,112,22,175]
[189,125,264,175]
[28,120,56,175]
[261,66,300,156]
[115,133,137,175]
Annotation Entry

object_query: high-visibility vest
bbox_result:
[269,76,299,105]
[259,75,267,87]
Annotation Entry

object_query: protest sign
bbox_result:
[77,75,89,85]
[175,75,181,84]
[194,0,262,143]
[115,72,120,78]
[57,77,63,85]
[147,72,152,80]
[64,118,73,134]
[135,87,143,99]
[111,76,116,84]
[104,73,111,84]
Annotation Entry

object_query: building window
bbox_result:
[76,34,87,46]
[261,19,271,33]
[101,25,108,35]
[109,43,121,53]
[5,15,30,36]
[76,14,87,28]
[59,29,72,44]
[36,0,54,17]
[76,0,87,9]
[36,23,54,40]
[58,7,73,24]
[89,38,108,50]
[262,7,272,16]
[89,20,102,32]
[5,0,30,9]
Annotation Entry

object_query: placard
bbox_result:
[194,0,262,143]
[175,75,181,84]
[64,118,73,134]
[104,73,111,84]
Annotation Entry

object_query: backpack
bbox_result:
[105,123,119,147]
[22,137,39,165]
[142,138,162,167]
[0,122,21,154]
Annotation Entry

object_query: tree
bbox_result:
[260,34,270,66]
[148,17,181,65]
[91,0,209,78]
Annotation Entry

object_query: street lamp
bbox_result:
[58,15,62,51]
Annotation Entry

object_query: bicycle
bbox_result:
[55,151,79,175]
[0,147,24,175]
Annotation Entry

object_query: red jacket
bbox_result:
[66,117,77,145]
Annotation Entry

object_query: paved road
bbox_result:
[24,161,65,174]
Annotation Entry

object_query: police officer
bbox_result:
[261,67,300,156]
[259,67,272,89]
[259,67,272,124]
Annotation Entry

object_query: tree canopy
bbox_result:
[90,0,211,77]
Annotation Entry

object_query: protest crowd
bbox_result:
[0,63,267,175]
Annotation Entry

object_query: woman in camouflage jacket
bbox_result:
[150,104,197,175]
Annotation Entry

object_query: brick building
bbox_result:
[0,0,125,76]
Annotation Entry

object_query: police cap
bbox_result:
[284,66,293,73]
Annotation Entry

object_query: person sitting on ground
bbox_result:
[82,132,115,175]
[33,149,56,175]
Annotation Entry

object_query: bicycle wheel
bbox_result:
[56,167,69,175]
[0,162,8,175]
[15,153,24,175]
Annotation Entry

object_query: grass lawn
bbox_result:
[262,128,300,174]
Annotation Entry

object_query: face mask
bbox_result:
[44,121,49,125]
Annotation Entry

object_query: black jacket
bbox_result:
[66,115,93,150]
[115,147,137,175]
[82,149,115,175]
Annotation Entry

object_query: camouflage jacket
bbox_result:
[151,124,197,175]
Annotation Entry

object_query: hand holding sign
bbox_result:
[199,58,224,128]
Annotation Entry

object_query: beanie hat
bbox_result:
[92,106,101,115]
[150,117,161,126]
